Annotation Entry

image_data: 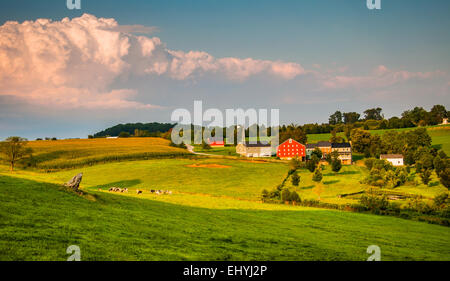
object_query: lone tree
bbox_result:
[291,171,300,186]
[0,137,33,171]
[420,169,432,185]
[312,168,323,183]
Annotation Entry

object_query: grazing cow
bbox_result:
[151,190,155,193]
[137,190,143,194]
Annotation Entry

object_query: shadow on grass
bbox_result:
[432,144,442,150]
[299,185,314,190]
[428,181,440,187]
[323,170,359,177]
[323,180,340,185]
[97,179,142,189]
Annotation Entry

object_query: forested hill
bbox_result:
[93,122,175,137]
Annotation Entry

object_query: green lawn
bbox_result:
[2,158,288,201]
[1,175,449,261]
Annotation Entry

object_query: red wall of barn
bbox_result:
[277,140,306,158]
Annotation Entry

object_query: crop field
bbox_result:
[23,138,190,171]
[0,137,449,261]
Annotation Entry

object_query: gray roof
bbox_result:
[380,154,403,159]
[244,142,271,147]
[332,142,351,148]
[306,141,331,149]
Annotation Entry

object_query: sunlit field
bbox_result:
[1,175,449,261]
[23,138,190,171]
[0,136,449,261]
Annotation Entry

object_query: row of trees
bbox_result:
[329,105,448,127]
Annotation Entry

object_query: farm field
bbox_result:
[22,138,190,171]
[0,137,449,261]
[0,175,449,261]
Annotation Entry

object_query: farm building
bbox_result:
[306,141,352,165]
[331,143,352,165]
[277,138,306,160]
[380,154,404,166]
[441,118,448,125]
[206,137,225,147]
[236,142,273,157]
[306,141,332,159]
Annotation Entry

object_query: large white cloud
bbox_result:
[0,14,305,109]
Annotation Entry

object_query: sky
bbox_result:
[0,0,449,139]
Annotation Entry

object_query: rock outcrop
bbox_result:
[65,173,83,191]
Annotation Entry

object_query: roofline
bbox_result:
[278,138,305,147]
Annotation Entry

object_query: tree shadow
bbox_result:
[323,180,340,185]
[428,181,440,187]
[96,179,142,190]
[299,185,314,190]
[432,144,442,150]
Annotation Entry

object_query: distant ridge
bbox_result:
[93,122,175,137]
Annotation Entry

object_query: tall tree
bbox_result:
[0,137,33,171]
[343,112,360,124]
[364,108,383,120]
[279,124,307,144]
[329,111,343,125]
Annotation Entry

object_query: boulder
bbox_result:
[65,173,83,191]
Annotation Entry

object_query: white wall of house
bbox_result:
[386,158,404,166]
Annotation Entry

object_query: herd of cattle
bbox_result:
[108,187,172,195]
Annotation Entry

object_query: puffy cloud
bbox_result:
[0,14,305,109]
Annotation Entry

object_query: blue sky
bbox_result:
[0,0,449,139]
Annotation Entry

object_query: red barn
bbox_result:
[207,137,225,147]
[277,138,306,160]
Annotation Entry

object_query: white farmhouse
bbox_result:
[380,154,404,166]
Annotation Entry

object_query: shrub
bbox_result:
[420,169,432,185]
[306,160,317,172]
[261,189,269,197]
[291,172,300,186]
[331,158,342,173]
[364,158,376,170]
[312,169,323,183]
[289,191,301,203]
[359,191,389,213]
[433,193,449,209]
[201,141,211,150]
[439,168,450,189]
[118,132,130,138]
[281,189,291,202]
[289,157,302,171]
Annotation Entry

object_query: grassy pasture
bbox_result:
[22,138,190,171]
[0,175,449,261]
[2,158,288,201]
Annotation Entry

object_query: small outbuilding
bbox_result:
[380,154,404,166]
[236,142,273,157]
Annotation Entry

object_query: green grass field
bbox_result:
[0,135,449,261]
[1,175,449,261]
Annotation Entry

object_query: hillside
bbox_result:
[93,122,175,137]
[0,174,449,261]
